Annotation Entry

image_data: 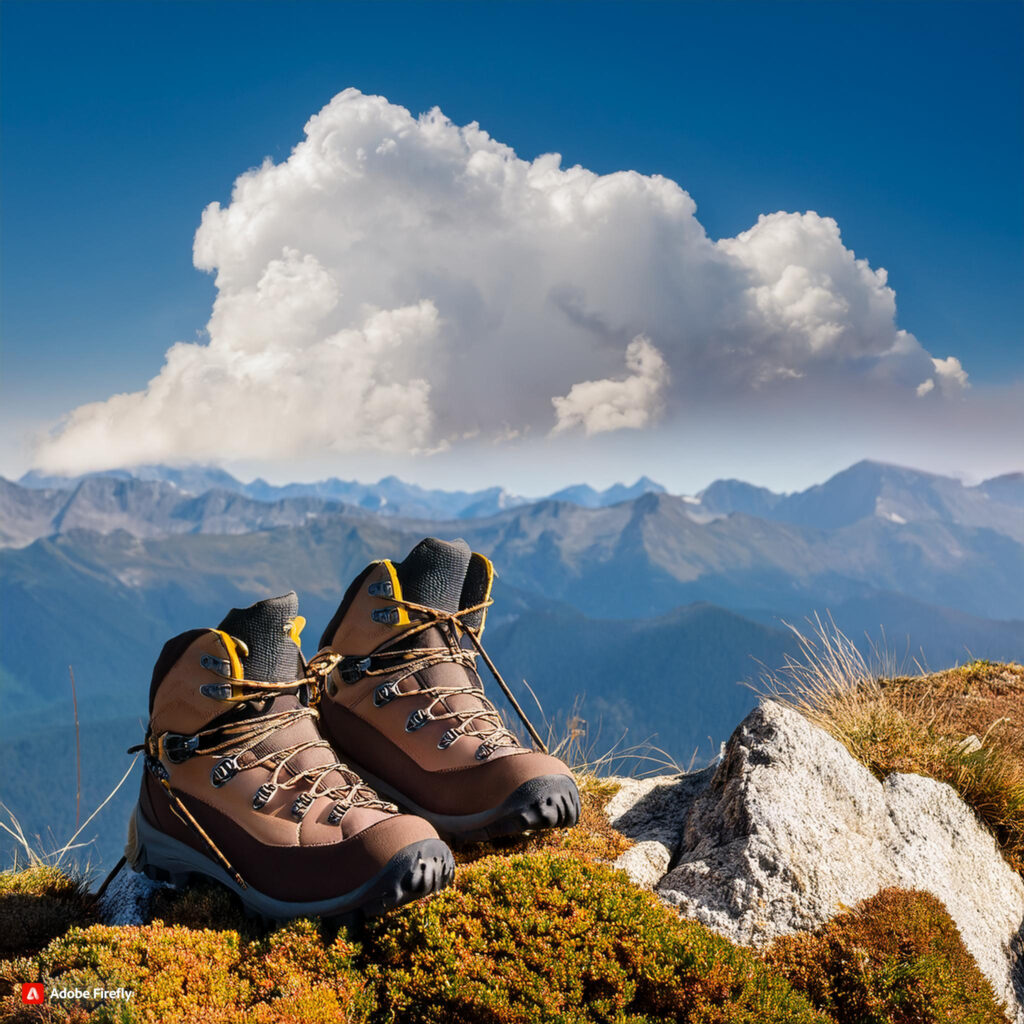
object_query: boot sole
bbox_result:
[345,767,582,843]
[128,805,454,921]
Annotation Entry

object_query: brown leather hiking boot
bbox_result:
[310,538,580,842]
[126,592,454,919]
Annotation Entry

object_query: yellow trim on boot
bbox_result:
[288,615,306,648]
[479,553,495,636]
[377,560,411,626]
[213,629,245,679]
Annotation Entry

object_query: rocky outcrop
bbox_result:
[606,701,1024,1023]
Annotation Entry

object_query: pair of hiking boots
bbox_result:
[127,537,580,919]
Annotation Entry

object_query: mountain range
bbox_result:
[1,458,1021,872]
[10,460,1022,545]
[14,466,668,524]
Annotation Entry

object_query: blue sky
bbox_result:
[2,0,1021,493]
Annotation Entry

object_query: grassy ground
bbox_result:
[0,649,1019,1022]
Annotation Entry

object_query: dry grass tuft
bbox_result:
[544,705,686,780]
[757,615,1024,872]
[0,753,139,877]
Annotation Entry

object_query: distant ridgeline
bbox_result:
[1,460,1022,873]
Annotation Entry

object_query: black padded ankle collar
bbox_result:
[217,593,303,681]
[396,537,471,613]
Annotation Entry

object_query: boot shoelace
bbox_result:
[132,653,395,891]
[310,596,548,759]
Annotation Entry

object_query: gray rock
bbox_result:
[604,768,714,888]
[655,701,1024,1023]
[955,734,983,755]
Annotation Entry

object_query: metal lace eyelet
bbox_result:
[291,793,314,820]
[210,757,239,787]
[374,681,399,707]
[252,783,276,810]
[371,607,401,625]
[475,742,496,761]
[367,580,394,598]
[340,656,372,684]
[200,683,233,701]
[200,654,231,677]
[406,708,431,732]
[438,728,459,750]
[327,801,348,825]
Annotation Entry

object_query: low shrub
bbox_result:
[147,877,251,935]
[2,862,1015,1023]
[363,851,827,1024]
[763,887,1010,1024]
[0,865,95,958]
[0,918,374,1024]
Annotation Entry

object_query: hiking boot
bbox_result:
[310,538,580,842]
[126,592,454,920]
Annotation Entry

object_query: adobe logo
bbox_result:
[21,983,45,1004]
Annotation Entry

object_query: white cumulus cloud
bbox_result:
[34,88,971,474]
[552,336,668,435]
[915,356,969,399]
[931,355,970,393]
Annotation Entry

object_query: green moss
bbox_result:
[763,888,1010,1024]
[363,851,828,1024]
[0,865,95,958]
[950,659,1008,687]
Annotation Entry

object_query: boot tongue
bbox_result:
[217,592,303,681]
[396,537,471,613]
